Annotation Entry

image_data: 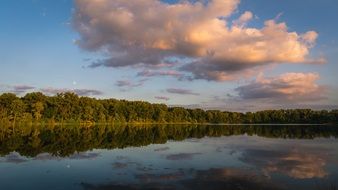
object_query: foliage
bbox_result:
[0,92,337,124]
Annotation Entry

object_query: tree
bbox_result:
[33,101,44,120]
[10,99,26,123]
[0,92,337,124]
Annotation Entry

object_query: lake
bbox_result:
[0,124,337,190]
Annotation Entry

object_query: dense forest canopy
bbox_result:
[0,92,337,124]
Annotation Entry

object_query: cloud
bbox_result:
[166,88,200,96]
[40,87,103,96]
[1,85,102,96]
[12,85,35,94]
[233,11,253,27]
[39,87,67,95]
[137,70,184,79]
[74,89,103,96]
[73,0,322,81]
[0,84,35,95]
[115,79,147,91]
[155,96,170,101]
[235,72,326,102]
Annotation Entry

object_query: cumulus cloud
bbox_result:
[73,0,323,81]
[235,72,326,102]
[166,88,200,96]
[40,87,103,96]
[233,11,253,27]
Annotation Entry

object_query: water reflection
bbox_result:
[166,153,202,161]
[0,124,337,157]
[0,124,337,190]
[241,148,328,179]
[81,168,282,190]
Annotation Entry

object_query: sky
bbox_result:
[0,0,338,112]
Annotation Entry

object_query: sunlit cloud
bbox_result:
[73,0,323,81]
[235,72,326,102]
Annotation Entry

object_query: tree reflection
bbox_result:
[0,124,337,157]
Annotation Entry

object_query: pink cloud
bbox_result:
[235,72,327,102]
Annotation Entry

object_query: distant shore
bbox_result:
[1,92,337,126]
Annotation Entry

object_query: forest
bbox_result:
[0,92,337,124]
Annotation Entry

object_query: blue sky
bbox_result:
[1,0,337,111]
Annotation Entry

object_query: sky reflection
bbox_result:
[1,127,338,190]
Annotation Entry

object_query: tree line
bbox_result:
[0,124,337,157]
[0,92,337,124]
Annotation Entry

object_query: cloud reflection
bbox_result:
[0,152,28,164]
[240,148,328,179]
[81,167,282,190]
[165,153,201,160]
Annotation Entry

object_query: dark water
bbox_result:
[0,124,337,190]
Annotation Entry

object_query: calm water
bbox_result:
[0,124,337,190]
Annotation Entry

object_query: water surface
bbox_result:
[0,124,337,190]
